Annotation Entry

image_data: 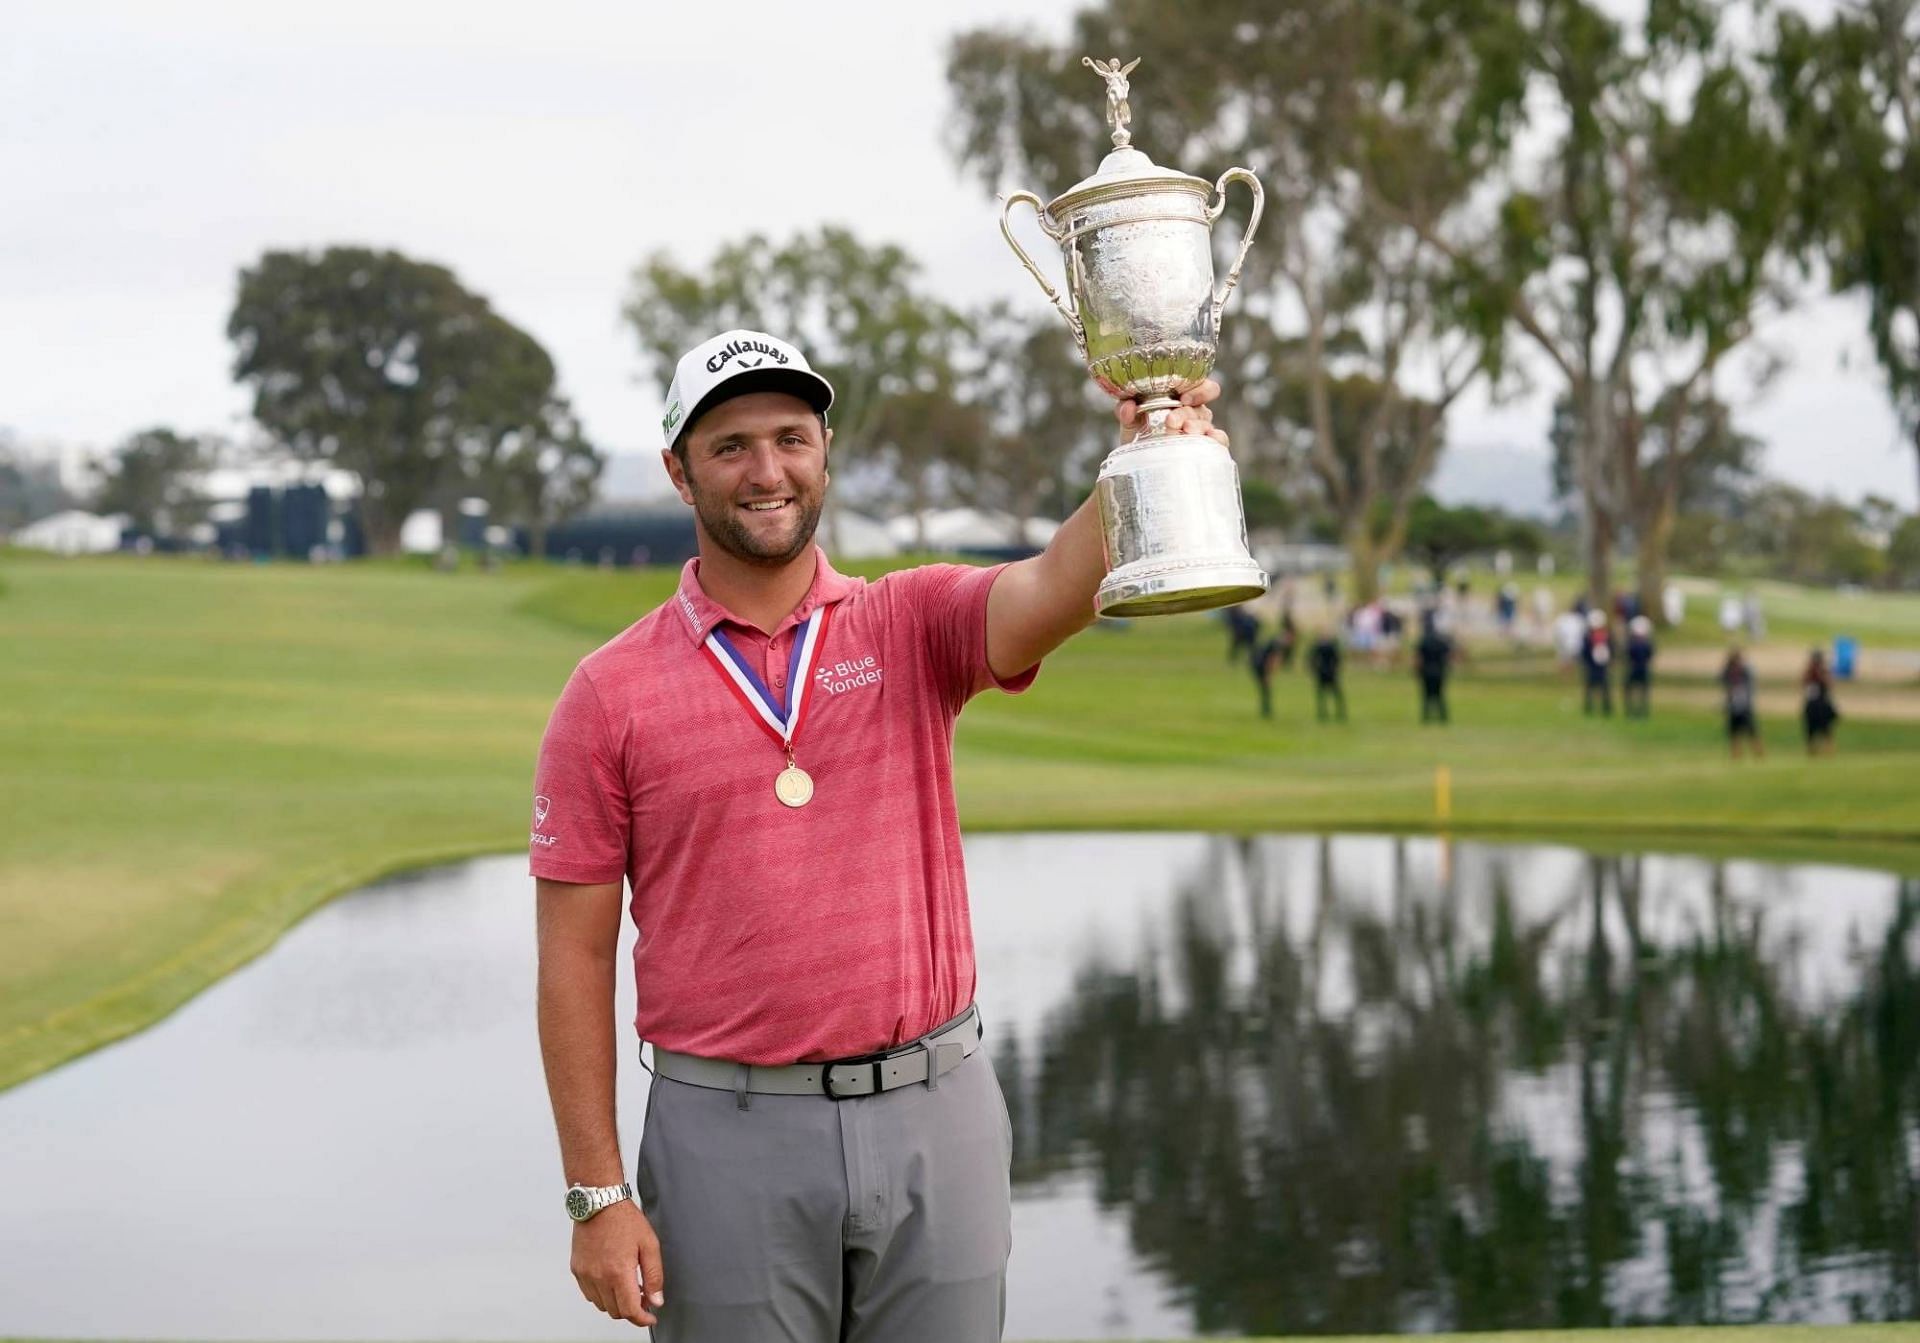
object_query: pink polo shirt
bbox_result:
[529,548,1038,1065]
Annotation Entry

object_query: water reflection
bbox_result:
[0,837,1912,1340]
[1003,839,1920,1333]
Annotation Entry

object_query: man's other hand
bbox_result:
[571,1200,666,1327]
[1116,378,1229,446]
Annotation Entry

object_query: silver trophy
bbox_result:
[1001,56,1268,616]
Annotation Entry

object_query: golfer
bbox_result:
[530,328,1227,1340]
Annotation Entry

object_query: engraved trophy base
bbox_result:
[1093,428,1268,618]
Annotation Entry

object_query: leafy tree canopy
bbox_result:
[92,427,209,537]
[228,247,559,555]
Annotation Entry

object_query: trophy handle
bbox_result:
[999,190,1086,353]
[1207,167,1265,331]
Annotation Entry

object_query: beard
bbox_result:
[687,473,825,567]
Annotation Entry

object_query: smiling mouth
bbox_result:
[741,499,791,513]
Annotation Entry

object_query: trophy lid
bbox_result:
[1050,58,1210,215]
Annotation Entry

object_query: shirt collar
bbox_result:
[671,545,861,646]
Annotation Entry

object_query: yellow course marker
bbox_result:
[1435,765,1452,823]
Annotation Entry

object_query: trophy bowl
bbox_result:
[1000,57,1269,617]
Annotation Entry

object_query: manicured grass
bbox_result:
[3,550,1919,1093]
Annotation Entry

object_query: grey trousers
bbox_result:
[635,1046,1014,1342]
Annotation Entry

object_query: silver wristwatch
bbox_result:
[564,1181,633,1223]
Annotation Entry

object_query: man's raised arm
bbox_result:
[985,380,1230,681]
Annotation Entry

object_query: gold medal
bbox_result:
[774,763,815,808]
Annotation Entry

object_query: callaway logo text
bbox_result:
[705,338,790,373]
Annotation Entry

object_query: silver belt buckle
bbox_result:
[822,1052,891,1101]
[819,1006,975,1100]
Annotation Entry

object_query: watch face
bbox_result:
[565,1188,592,1222]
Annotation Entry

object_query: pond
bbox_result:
[1,835,1915,1339]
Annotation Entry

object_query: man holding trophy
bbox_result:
[531,56,1261,1342]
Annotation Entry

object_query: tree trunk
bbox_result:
[1576,387,1616,611]
[527,512,549,564]
[360,496,405,557]
[1912,420,1920,511]
[1583,509,1613,612]
[1346,524,1383,604]
[1635,497,1675,626]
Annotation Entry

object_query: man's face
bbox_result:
[663,391,830,567]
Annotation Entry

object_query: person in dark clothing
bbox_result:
[1581,610,1615,716]
[1721,648,1764,759]
[1623,615,1655,718]
[1277,609,1299,669]
[1414,623,1454,724]
[1802,648,1840,755]
[1309,631,1346,723]
[1222,605,1258,665]
[1250,635,1282,719]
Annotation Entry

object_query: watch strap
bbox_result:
[567,1180,633,1222]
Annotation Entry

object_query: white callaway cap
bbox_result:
[661,329,835,447]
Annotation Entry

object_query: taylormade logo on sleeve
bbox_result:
[531,794,558,847]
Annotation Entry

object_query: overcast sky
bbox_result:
[5,0,1914,512]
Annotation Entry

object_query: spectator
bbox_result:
[1351,601,1382,660]
[1581,610,1615,717]
[1721,648,1764,759]
[1802,649,1840,756]
[1532,584,1556,637]
[1309,629,1347,724]
[1720,591,1751,641]
[1414,620,1454,724]
[1377,604,1405,664]
[1250,633,1282,720]
[1277,607,1299,669]
[1662,582,1686,628]
[1554,608,1586,670]
[1624,615,1656,718]
[1719,591,1744,637]
[1221,604,1259,664]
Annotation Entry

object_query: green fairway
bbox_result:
[3,549,1919,1092]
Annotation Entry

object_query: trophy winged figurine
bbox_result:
[1000,56,1268,616]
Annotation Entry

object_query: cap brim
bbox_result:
[678,368,835,446]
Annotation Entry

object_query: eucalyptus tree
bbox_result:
[91,427,208,537]
[1773,0,1920,504]
[947,0,1501,601]
[228,247,558,556]
[1410,0,1805,615]
[624,227,966,548]
[479,396,604,562]
[961,300,1109,539]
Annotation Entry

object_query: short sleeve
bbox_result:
[529,664,630,884]
[890,562,1042,712]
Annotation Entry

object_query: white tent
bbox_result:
[823,509,898,560]
[11,510,127,555]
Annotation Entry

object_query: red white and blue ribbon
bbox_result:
[700,605,833,752]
